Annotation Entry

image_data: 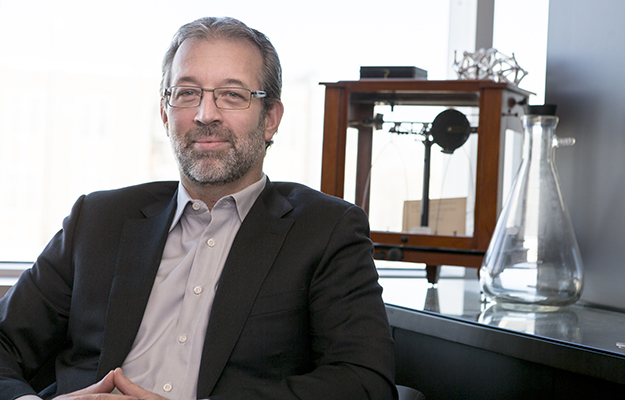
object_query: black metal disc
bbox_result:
[430,109,471,154]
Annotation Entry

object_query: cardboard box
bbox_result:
[403,197,467,236]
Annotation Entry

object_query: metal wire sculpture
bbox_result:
[453,48,528,86]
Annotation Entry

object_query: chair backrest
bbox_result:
[397,384,426,400]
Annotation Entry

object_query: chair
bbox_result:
[397,384,426,400]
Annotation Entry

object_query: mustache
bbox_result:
[186,124,235,144]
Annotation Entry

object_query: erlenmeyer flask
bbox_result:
[480,105,583,310]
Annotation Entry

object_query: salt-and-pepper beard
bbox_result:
[170,117,266,186]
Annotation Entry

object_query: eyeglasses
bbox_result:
[164,86,267,110]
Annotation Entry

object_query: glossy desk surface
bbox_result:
[378,266,625,382]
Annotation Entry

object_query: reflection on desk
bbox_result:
[479,303,582,344]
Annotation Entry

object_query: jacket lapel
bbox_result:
[97,193,177,377]
[196,182,294,397]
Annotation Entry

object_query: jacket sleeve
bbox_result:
[209,204,398,400]
[0,196,84,400]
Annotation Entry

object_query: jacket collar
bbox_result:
[97,190,178,377]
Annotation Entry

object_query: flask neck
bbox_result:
[521,115,560,163]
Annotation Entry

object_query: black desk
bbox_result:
[379,269,625,399]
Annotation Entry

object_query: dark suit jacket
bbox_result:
[0,179,396,400]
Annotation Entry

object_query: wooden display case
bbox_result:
[319,79,531,281]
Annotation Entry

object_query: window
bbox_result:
[0,0,547,264]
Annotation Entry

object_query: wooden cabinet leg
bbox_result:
[426,264,441,284]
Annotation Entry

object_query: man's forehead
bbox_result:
[170,38,263,85]
[175,37,261,62]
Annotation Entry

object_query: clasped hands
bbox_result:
[55,368,167,400]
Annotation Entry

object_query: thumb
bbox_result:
[113,368,152,398]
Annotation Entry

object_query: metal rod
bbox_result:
[421,137,433,227]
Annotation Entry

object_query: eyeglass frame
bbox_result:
[163,85,267,110]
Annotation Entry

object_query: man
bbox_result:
[0,17,397,400]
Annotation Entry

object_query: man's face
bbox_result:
[161,38,281,187]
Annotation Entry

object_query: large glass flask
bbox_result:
[480,105,583,310]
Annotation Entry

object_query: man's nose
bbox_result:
[194,92,222,124]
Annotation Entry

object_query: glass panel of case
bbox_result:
[344,103,481,238]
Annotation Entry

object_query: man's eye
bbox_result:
[223,90,245,99]
[178,89,200,98]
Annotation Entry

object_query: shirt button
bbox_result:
[178,334,187,344]
[163,383,173,392]
[193,285,203,295]
[192,202,201,211]
[207,238,215,247]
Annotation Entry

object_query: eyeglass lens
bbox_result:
[167,86,252,109]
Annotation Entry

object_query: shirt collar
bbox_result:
[169,175,267,232]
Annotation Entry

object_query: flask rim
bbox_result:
[524,104,557,116]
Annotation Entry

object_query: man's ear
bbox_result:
[160,99,170,136]
[264,100,284,143]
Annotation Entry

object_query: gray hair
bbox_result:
[161,17,282,114]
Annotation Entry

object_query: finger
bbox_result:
[54,371,117,399]
[112,368,154,399]
[73,370,117,395]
